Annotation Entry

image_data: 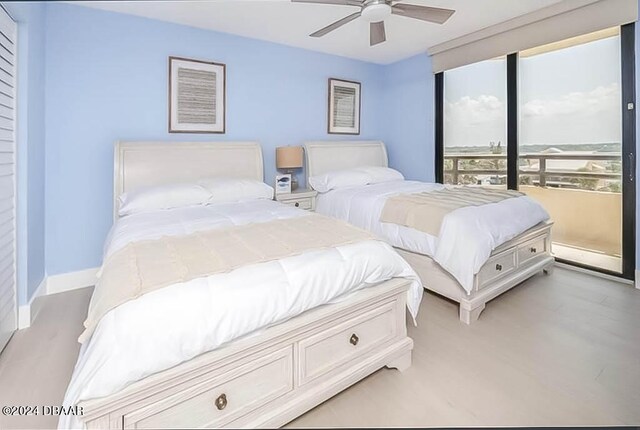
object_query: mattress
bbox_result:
[60,199,421,429]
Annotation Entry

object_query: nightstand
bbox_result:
[275,188,317,211]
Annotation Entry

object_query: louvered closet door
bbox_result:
[0,6,16,353]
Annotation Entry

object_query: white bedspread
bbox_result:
[60,200,421,429]
[315,181,550,293]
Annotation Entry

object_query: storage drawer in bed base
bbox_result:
[79,278,414,429]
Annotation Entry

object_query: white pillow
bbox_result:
[308,169,371,193]
[356,166,404,184]
[118,183,211,216]
[198,178,274,203]
[309,166,405,192]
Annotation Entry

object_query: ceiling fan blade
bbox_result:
[292,0,363,7]
[391,4,455,24]
[310,11,361,37]
[370,21,386,46]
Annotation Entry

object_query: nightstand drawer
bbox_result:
[275,188,317,211]
[283,198,312,210]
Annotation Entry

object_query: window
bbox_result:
[436,26,635,278]
[443,57,507,187]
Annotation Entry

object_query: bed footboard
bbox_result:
[397,221,554,324]
[79,278,413,429]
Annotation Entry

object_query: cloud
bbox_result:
[443,83,621,146]
[445,95,505,125]
[522,83,620,117]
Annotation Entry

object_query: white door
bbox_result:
[0,5,16,353]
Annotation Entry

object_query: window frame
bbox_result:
[434,25,636,280]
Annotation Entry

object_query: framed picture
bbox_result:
[169,56,226,133]
[328,78,361,135]
[275,174,292,195]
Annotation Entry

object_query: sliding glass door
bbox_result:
[518,29,624,273]
[436,25,636,279]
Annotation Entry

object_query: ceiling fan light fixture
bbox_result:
[361,2,392,23]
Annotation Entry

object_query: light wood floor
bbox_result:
[1,267,639,429]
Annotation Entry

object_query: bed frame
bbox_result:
[304,140,555,324]
[78,141,413,429]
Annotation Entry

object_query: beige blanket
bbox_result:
[380,187,524,236]
[79,214,375,343]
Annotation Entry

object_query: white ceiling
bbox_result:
[78,0,566,64]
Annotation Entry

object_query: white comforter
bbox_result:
[60,200,421,429]
[315,181,550,293]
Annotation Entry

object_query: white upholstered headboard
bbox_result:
[113,141,263,219]
[304,141,388,183]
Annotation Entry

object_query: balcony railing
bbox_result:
[444,153,621,189]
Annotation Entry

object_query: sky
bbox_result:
[444,35,622,148]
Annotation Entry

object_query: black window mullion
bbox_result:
[621,23,636,280]
[507,53,518,190]
[435,72,444,184]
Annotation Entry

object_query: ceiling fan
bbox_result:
[291,0,455,46]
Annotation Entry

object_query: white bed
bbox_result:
[61,141,422,429]
[305,140,554,324]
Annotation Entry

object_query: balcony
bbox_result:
[444,152,622,273]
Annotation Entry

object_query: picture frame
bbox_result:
[169,56,226,133]
[275,174,292,195]
[328,78,361,135]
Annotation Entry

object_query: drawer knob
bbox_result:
[215,393,227,411]
[294,202,300,207]
[349,333,359,346]
[530,247,537,253]
[495,263,502,271]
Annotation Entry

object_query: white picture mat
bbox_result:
[170,58,225,133]
[328,79,361,134]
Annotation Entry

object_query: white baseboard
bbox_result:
[18,267,99,329]
[18,277,47,330]
[46,267,99,295]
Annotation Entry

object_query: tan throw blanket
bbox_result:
[380,187,524,236]
[79,214,375,343]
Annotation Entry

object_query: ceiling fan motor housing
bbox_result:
[361,0,392,23]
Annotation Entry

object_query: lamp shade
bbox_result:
[276,146,303,169]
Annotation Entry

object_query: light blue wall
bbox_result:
[44,3,386,276]
[10,1,640,299]
[382,53,434,182]
[4,2,47,305]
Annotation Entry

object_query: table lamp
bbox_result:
[276,146,303,191]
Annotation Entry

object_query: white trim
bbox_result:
[46,267,99,295]
[17,277,47,330]
[17,267,99,329]
[555,262,634,285]
[635,269,639,289]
